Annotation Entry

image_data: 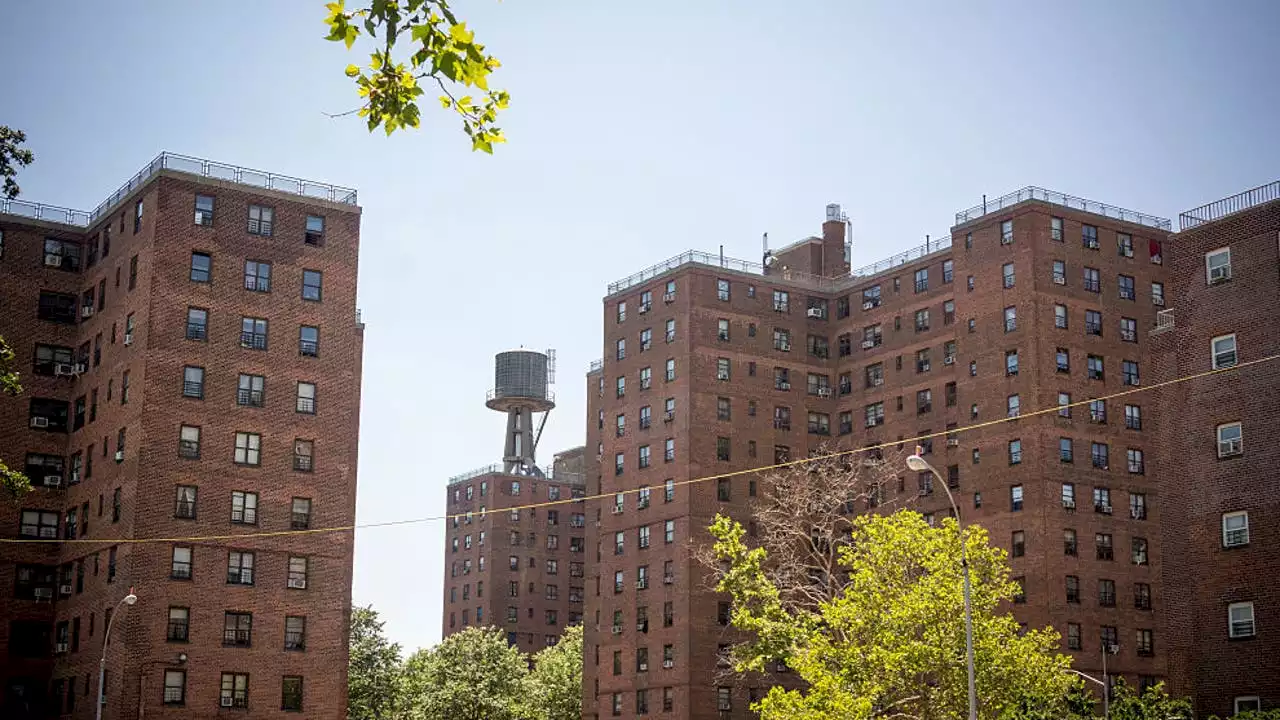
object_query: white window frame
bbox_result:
[1228,601,1256,638]
[1206,247,1232,284]
[1211,333,1238,369]
[1222,511,1249,548]
[1235,697,1262,715]
[1217,422,1243,458]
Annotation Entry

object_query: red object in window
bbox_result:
[1149,238,1163,265]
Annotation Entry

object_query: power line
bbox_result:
[6,352,1274,547]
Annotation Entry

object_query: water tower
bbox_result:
[486,349,556,476]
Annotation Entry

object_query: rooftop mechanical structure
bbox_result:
[485,349,556,476]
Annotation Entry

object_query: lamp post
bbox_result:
[97,588,138,720]
[1068,668,1110,720]
[906,449,977,720]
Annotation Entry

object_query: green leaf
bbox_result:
[344,64,361,78]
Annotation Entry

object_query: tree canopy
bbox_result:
[399,625,528,720]
[0,126,32,498]
[524,624,584,720]
[348,605,405,720]
[709,510,1075,720]
[323,0,508,150]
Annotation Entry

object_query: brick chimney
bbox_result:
[822,203,850,277]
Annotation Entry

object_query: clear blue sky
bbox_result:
[4,0,1278,652]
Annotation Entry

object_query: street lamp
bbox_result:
[97,588,138,720]
[1068,668,1110,720]
[906,449,977,720]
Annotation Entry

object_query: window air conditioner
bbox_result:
[663,292,675,303]
[1053,276,1066,285]
[33,587,53,601]
[779,342,791,351]
[81,306,95,318]
[861,340,875,349]
[806,308,823,319]
[221,697,235,708]
[947,439,959,447]
[862,301,875,310]
[943,356,955,365]
[638,303,650,314]
[611,626,623,635]
[639,662,649,671]
[54,363,74,376]
[611,506,624,515]
[45,255,64,267]
[779,382,791,391]
[123,333,134,346]
[43,475,61,487]
[1210,268,1231,284]
[30,416,49,428]
[55,642,69,653]
[73,363,87,374]
[59,584,73,596]
[663,660,674,668]
[817,388,832,397]
[115,451,125,462]
[288,578,307,589]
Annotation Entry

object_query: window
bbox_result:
[42,237,82,272]
[1082,224,1099,249]
[244,260,271,292]
[665,319,676,342]
[914,268,929,293]
[291,498,312,530]
[942,259,954,283]
[190,252,212,282]
[1008,440,1022,466]
[716,437,730,462]
[1212,334,1238,369]
[943,301,955,326]
[186,307,208,341]
[716,278,730,301]
[288,557,309,589]
[1096,533,1114,560]
[296,382,317,414]
[1052,260,1066,285]
[640,328,652,350]
[1083,266,1100,292]
[231,491,258,525]
[178,425,201,459]
[1092,443,1110,470]
[864,402,884,428]
[293,440,314,472]
[1058,392,1072,418]
[862,286,881,309]
[223,611,253,646]
[1132,537,1149,565]
[1087,355,1104,381]
[1066,622,1081,651]
[916,390,932,415]
[194,194,215,225]
[1206,247,1232,284]
[1085,310,1102,336]
[1004,306,1017,332]
[227,550,255,585]
[1122,360,1140,386]
[1002,263,1015,288]
[664,439,675,462]
[1099,579,1116,607]
[1011,531,1026,557]
[1089,400,1106,423]
[38,291,77,324]
[1125,404,1142,430]
[305,215,325,245]
[1236,698,1262,715]
[915,309,930,332]
[237,374,266,407]
[1064,528,1078,556]
[1229,602,1255,638]
[1118,274,1135,300]
[240,317,268,350]
[1223,511,1249,547]
[300,326,320,357]
[1127,448,1145,474]
[773,290,789,312]
[234,432,262,466]
[664,358,676,381]
[1218,422,1243,457]
[220,672,250,709]
[773,328,790,351]
[175,485,197,519]
[302,270,323,301]
[163,670,186,705]
[1120,317,1137,342]
[282,676,304,711]
[180,365,205,399]
[1000,219,1014,244]
[248,204,274,235]
[717,687,732,712]
[1005,350,1019,376]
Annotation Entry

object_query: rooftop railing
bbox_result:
[588,358,604,373]
[1,152,358,228]
[447,462,587,486]
[955,186,1171,231]
[852,233,952,277]
[608,250,763,294]
[0,198,92,226]
[1179,180,1280,231]
[448,464,503,485]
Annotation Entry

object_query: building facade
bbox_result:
[1152,182,1280,717]
[442,447,588,652]
[0,153,363,719]
[586,189,1174,719]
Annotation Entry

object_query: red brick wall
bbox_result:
[1,168,363,720]
[1152,199,1280,716]
[586,199,1172,719]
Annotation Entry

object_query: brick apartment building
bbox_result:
[0,153,363,719]
[584,189,1177,719]
[442,446,589,651]
[1151,182,1280,717]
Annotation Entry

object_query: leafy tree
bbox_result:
[709,509,1076,720]
[524,624,583,720]
[0,127,32,498]
[400,625,527,720]
[0,126,34,199]
[323,0,509,150]
[1106,679,1192,720]
[348,605,405,720]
